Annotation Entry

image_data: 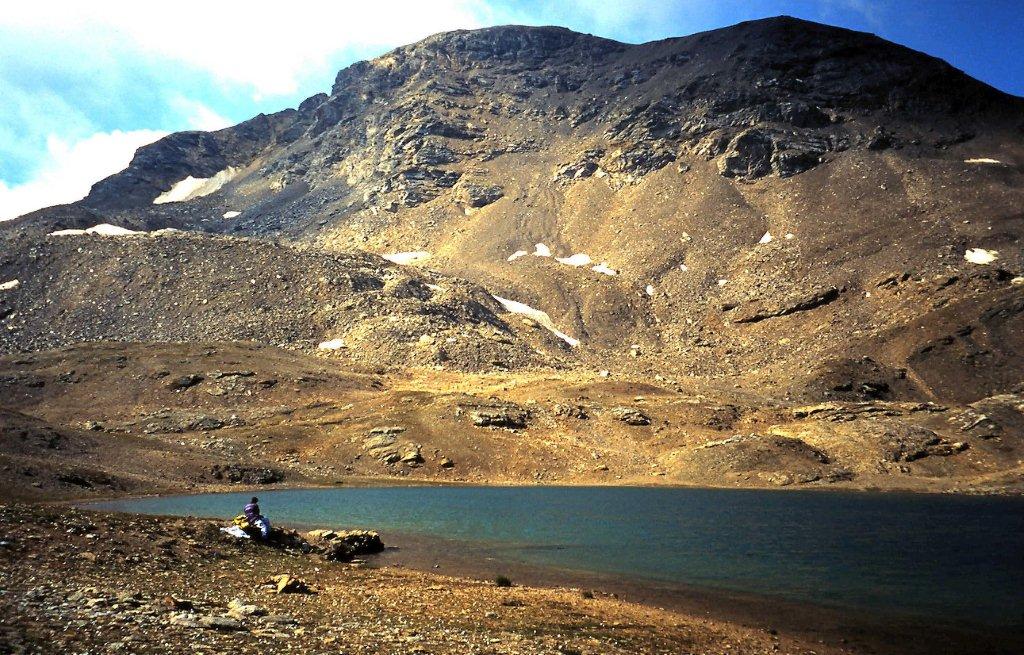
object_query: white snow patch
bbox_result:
[679,263,689,272]
[48,223,141,237]
[507,250,529,262]
[555,253,593,267]
[382,251,431,265]
[492,295,579,347]
[717,279,729,286]
[88,224,141,236]
[318,338,347,350]
[965,158,1004,165]
[533,243,552,257]
[0,279,19,291]
[153,167,239,204]
[964,248,999,265]
[223,210,241,219]
[758,231,773,244]
[426,283,444,292]
[592,263,618,276]
[645,284,655,296]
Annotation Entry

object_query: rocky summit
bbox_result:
[1,17,1023,495]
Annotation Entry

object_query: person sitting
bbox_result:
[243,496,271,540]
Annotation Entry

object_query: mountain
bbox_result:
[2,17,1022,494]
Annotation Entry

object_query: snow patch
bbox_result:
[717,279,729,286]
[425,283,444,292]
[555,253,593,267]
[382,251,431,265]
[964,248,999,265]
[318,338,347,350]
[592,263,618,276]
[48,223,141,237]
[679,263,689,272]
[153,167,239,204]
[223,210,241,219]
[533,243,552,257]
[964,158,1004,165]
[0,279,19,291]
[507,250,529,262]
[645,284,655,296]
[758,232,773,244]
[492,295,579,347]
[87,224,141,236]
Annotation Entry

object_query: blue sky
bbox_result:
[1,0,1022,220]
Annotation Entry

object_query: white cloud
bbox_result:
[1,1,489,97]
[0,129,165,221]
[169,96,234,132]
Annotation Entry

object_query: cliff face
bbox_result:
[4,16,1024,403]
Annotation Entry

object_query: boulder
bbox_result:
[717,128,826,180]
[167,374,204,391]
[198,616,245,631]
[554,403,589,419]
[610,407,651,426]
[457,182,504,208]
[267,528,313,552]
[398,443,423,465]
[227,599,265,618]
[159,596,194,612]
[306,529,384,562]
[269,574,312,594]
[167,613,203,628]
[717,129,774,179]
[471,408,529,429]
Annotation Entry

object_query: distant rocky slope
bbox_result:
[0,230,568,371]
[3,16,1024,403]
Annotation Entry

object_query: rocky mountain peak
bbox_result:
[394,24,619,60]
[3,17,1022,413]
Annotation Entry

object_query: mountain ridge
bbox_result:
[1,16,1022,494]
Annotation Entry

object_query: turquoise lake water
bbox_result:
[90,486,1024,628]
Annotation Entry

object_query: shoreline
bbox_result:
[64,473,1024,507]
[77,487,1024,655]
[5,499,1022,655]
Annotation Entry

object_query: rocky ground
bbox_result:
[0,231,571,372]
[0,504,819,655]
[1,341,1021,501]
